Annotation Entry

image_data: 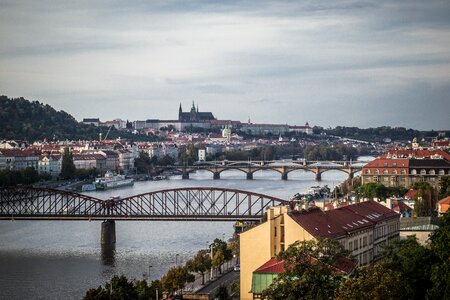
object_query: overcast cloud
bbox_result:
[0,0,449,130]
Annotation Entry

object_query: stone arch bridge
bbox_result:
[156,160,364,181]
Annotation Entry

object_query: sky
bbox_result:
[0,0,449,130]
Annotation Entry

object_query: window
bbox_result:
[274,227,277,237]
[401,169,406,175]
[365,169,370,174]
[354,239,358,250]
[429,170,435,175]
[392,162,397,167]
[439,169,445,175]
[392,170,397,175]
[384,162,388,167]
[420,169,426,175]
[363,236,367,247]
[349,241,353,250]
[374,170,379,175]
[411,169,417,175]
[383,169,388,174]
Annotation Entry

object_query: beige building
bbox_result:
[240,201,400,300]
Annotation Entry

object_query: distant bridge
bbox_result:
[156,160,367,181]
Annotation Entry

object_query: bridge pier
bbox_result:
[315,173,322,181]
[213,172,220,180]
[182,172,190,179]
[281,173,288,180]
[101,220,116,246]
[246,173,253,180]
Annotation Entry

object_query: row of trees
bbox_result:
[0,167,51,187]
[354,182,408,201]
[319,125,446,143]
[84,238,234,299]
[304,144,359,161]
[262,211,450,299]
[0,96,153,141]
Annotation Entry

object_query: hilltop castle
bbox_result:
[178,102,215,122]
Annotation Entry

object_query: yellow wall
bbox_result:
[283,213,314,245]
[240,221,272,300]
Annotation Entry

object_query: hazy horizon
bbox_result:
[1,1,449,130]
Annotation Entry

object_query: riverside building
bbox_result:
[240,201,400,300]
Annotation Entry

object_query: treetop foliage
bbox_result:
[0,96,149,141]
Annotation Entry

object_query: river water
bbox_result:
[0,169,349,299]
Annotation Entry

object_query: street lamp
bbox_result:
[210,243,214,281]
[148,265,152,285]
[175,254,179,266]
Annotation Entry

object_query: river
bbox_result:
[0,169,350,299]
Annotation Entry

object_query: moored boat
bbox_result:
[94,171,134,190]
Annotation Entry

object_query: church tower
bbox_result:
[178,103,183,121]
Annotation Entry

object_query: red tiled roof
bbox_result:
[438,196,450,205]
[363,158,409,168]
[254,258,285,273]
[253,256,356,275]
[0,149,37,157]
[381,149,450,161]
[404,189,418,199]
[392,200,412,212]
[289,201,398,239]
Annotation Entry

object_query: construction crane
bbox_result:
[99,125,113,141]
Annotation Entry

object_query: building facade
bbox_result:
[361,149,450,189]
[240,201,400,300]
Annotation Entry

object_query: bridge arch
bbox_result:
[0,186,288,221]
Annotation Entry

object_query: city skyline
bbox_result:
[1,1,450,130]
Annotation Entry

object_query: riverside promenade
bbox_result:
[183,257,239,298]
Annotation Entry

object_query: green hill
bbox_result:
[0,95,138,141]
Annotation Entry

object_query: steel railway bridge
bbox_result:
[155,160,366,181]
[0,186,288,245]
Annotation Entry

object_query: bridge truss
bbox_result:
[0,187,288,221]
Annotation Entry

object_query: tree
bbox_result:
[161,266,194,295]
[134,279,162,300]
[185,249,212,285]
[427,211,450,299]
[157,155,175,166]
[210,238,233,274]
[83,275,138,300]
[438,175,450,199]
[335,264,407,300]
[411,182,435,217]
[261,239,353,300]
[84,286,109,300]
[212,250,225,275]
[382,236,437,300]
[61,147,76,179]
[214,284,230,300]
[135,151,152,174]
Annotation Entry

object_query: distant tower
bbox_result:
[179,103,183,121]
[197,104,199,113]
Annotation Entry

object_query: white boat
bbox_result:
[94,171,134,190]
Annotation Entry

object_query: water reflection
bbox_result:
[101,243,116,266]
